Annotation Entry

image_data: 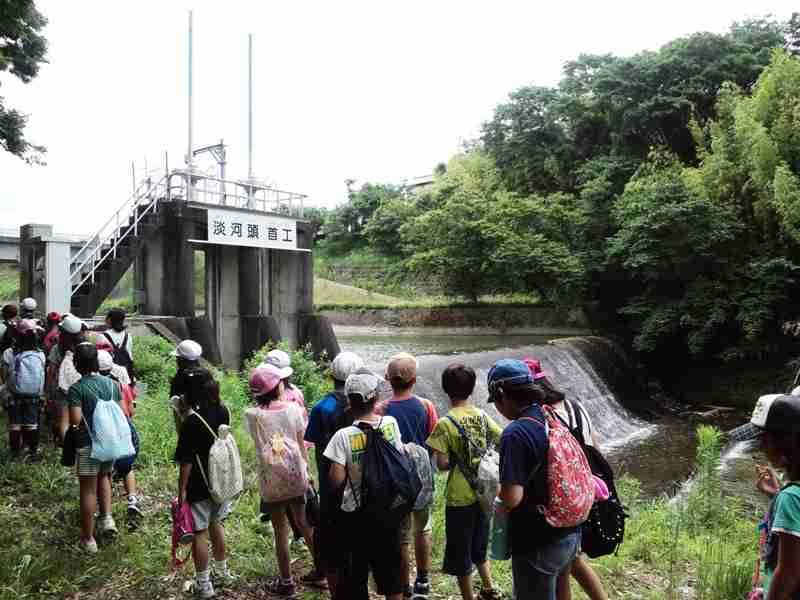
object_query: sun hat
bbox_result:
[331,351,364,382]
[522,357,548,381]
[262,349,293,379]
[727,393,800,442]
[59,314,83,335]
[172,339,203,361]
[487,359,534,403]
[17,319,41,335]
[386,352,418,384]
[97,350,114,372]
[250,364,283,396]
[345,369,382,402]
[21,297,37,311]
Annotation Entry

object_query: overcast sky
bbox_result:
[0,0,796,235]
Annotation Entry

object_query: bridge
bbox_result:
[0,227,90,265]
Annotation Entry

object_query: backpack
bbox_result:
[351,420,421,528]
[110,374,136,417]
[103,331,135,382]
[251,408,308,503]
[445,413,499,514]
[87,385,136,462]
[194,410,244,504]
[522,404,594,528]
[405,442,434,510]
[556,400,627,557]
[11,351,45,396]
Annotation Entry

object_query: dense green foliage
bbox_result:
[319,16,800,370]
[0,0,47,162]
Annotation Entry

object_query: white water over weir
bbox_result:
[353,337,654,449]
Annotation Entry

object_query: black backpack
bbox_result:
[104,332,135,383]
[558,400,627,558]
[350,420,422,529]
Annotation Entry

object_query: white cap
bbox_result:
[21,297,36,311]
[345,369,382,402]
[331,351,364,382]
[172,339,202,361]
[262,349,293,379]
[97,350,114,372]
[59,314,83,334]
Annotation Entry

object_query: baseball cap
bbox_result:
[486,359,534,403]
[345,369,382,402]
[172,339,203,361]
[250,364,282,396]
[522,357,548,380]
[17,319,40,335]
[59,314,83,335]
[386,352,418,384]
[331,351,364,382]
[97,350,114,372]
[728,393,800,442]
[262,349,293,379]
[21,297,37,311]
[47,311,61,323]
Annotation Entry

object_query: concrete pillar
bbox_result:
[218,245,241,368]
[19,224,53,300]
[271,249,313,347]
[239,246,262,360]
[142,206,195,316]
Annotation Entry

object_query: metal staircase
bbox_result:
[68,167,310,318]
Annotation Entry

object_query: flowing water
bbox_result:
[338,332,763,500]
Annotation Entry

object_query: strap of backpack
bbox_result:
[103,332,120,352]
[446,415,484,456]
[192,411,220,440]
[445,415,482,483]
[570,400,587,447]
[122,332,129,353]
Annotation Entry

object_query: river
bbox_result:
[338,332,764,504]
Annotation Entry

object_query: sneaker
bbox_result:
[78,537,98,554]
[265,578,296,597]
[300,570,328,589]
[96,515,118,539]
[479,589,505,600]
[186,578,215,599]
[411,578,430,600]
[211,568,236,588]
[127,502,143,519]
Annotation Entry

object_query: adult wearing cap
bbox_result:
[380,352,438,600]
[489,359,581,600]
[169,340,211,432]
[3,319,46,460]
[245,364,318,596]
[303,350,364,595]
[324,369,406,600]
[55,315,86,440]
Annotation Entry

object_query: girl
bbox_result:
[174,371,233,599]
[56,315,85,440]
[245,364,315,597]
[103,308,134,384]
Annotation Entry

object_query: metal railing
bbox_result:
[70,167,310,296]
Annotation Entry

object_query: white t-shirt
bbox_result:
[58,350,82,393]
[323,415,404,512]
[103,329,133,359]
[553,399,595,447]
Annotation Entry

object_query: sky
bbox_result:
[0,0,797,235]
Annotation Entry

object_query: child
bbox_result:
[426,363,503,600]
[174,371,233,599]
[103,308,135,384]
[729,393,800,599]
[245,364,317,596]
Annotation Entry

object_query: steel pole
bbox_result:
[247,33,254,209]
[187,11,194,168]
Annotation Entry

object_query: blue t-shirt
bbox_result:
[383,396,429,448]
[305,390,349,507]
[499,403,574,553]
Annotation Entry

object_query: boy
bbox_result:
[489,359,581,600]
[426,364,503,600]
[380,352,438,600]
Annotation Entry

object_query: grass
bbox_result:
[0,264,19,303]
[0,338,762,600]
[313,278,403,308]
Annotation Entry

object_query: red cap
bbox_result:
[47,311,61,323]
[522,357,548,380]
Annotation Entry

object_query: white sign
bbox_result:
[206,208,304,251]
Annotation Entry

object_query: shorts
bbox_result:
[317,506,347,573]
[191,498,233,532]
[341,518,403,600]
[261,495,306,512]
[76,446,114,478]
[511,530,580,600]
[398,507,432,545]
[7,395,40,429]
[443,503,490,576]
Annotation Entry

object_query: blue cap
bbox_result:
[487,359,534,402]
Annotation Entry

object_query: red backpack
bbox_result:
[522,405,594,528]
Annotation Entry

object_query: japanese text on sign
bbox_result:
[206,208,302,251]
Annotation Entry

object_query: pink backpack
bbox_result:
[249,407,308,503]
[522,405,594,528]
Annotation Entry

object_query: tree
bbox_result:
[0,0,47,162]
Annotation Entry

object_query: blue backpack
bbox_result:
[12,351,45,396]
[350,421,422,528]
[87,384,135,462]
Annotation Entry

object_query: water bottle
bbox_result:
[490,497,511,560]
